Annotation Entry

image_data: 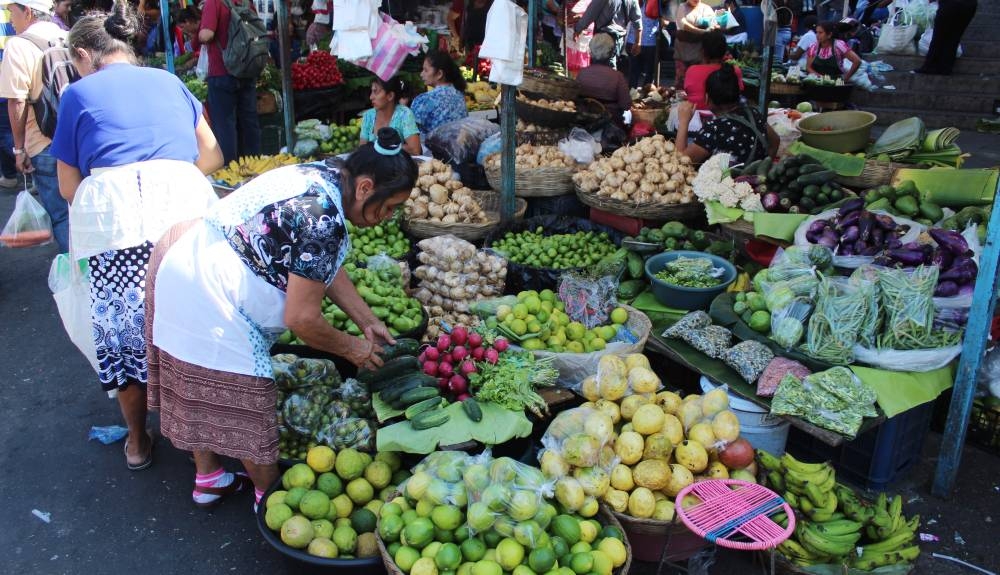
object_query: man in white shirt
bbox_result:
[788,14,818,68]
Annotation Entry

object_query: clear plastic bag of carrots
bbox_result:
[0,190,52,247]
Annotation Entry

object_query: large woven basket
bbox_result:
[519,68,580,101]
[631,106,668,125]
[575,184,704,221]
[516,128,569,146]
[377,503,631,575]
[485,163,576,197]
[835,159,906,189]
[514,97,579,128]
[403,189,527,242]
[769,82,803,95]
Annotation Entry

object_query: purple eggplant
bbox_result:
[929,228,972,256]
[837,210,862,230]
[939,257,979,283]
[861,245,883,256]
[871,226,885,246]
[874,213,898,231]
[858,211,875,243]
[958,284,975,297]
[840,243,856,256]
[932,249,954,270]
[934,281,960,297]
[841,225,860,243]
[808,219,831,234]
[888,248,926,266]
[817,231,839,249]
[887,238,903,249]
[838,198,864,217]
[762,192,781,212]
[903,241,922,251]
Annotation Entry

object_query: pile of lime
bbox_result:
[379,452,629,575]
[263,447,410,559]
[345,216,410,264]
[491,228,617,269]
[319,118,362,156]
[486,289,630,353]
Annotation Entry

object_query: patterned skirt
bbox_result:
[145,220,279,465]
[88,243,154,391]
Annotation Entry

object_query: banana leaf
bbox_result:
[892,167,998,206]
[787,141,866,176]
[921,127,960,152]
[870,117,926,157]
[376,400,532,454]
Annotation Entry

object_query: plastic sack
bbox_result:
[465,455,556,539]
[1,190,52,247]
[901,0,938,31]
[403,450,475,506]
[558,272,618,329]
[426,117,500,166]
[770,297,811,350]
[576,353,663,401]
[663,311,713,339]
[793,209,925,268]
[757,357,811,397]
[771,367,877,437]
[680,325,733,359]
[195,48,209,80]
[978,347,1000,399]
[293,138,320,157]
[281,386,338,434]
[271,354,342,390]
[804,275,873,364]
[538,406,616,513]
[877,265,937,349]
[558,127,601,164]
[850,266,882,348]
[918,28,962,57]
[852,343,962,372]
[48,254,98,372]
[469,295,520,318]
[331,377,374,418]
[476,132,502,166]
[721,340,774,384]
[875,7,917,55]
[315,417,376,451]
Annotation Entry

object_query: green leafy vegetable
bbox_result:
[654,257,724,288]
[469,352,557,417]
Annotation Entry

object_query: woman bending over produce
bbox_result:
[806,21,861,81]
[411,50,469,136]
[676,64,778,164]
[360,77,422,156]
[145,129,416,509]
[52,4,223,471]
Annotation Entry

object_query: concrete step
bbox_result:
[866,53,1000,75]
[958,40,995,59]
[961,24,999,42]
[852,88,996,115]
[872,70,1000,92]
[862,106,987,130]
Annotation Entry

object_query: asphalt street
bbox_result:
[1,132,999,575]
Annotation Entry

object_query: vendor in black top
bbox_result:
[675,64,779,164]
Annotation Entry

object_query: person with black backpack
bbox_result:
[0,0,70,251]
[196,0,269,164]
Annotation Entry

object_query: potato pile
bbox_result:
[572,134,697,204]
[517,94,576,112]
[412,235,506,339]
[406,159,489,225]
[485,143,576,170]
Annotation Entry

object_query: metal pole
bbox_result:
[758,2,776,118]
[276,0,296,152]
[527,0,537,68]
[499,85,516,221]
[563,2,569,73]
[160,0,174,74]
[933,177,1000,497]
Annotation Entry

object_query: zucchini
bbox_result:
[626,252,644,280]
[802,185,820,198]
[379,339,421,361]
[379,373,438,401]
[743,159,761,175]
[398,386,442,406]
[411,409,450,430]
[794,170,836,186]
[404,396,444,419]
[798,163,827,175]
[357,355,420,385]
[618,279,645,301]
[463,398,483,422]
[756,158,773,177]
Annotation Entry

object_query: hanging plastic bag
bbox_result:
[558,127,601,164]
[195,48,209,80]
[1,190,52,247]
[918,28,962,58]
[48,254,98,372]
[770,297,811,350]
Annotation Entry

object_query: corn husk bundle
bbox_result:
[572,134,698,204]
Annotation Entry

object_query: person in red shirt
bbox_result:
[683,30,743,110]
[195,0,261,164]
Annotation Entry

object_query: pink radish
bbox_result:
[468,333,483,349]
[493,338,509,352]
[424,346,440,361]
[448,375,468,394]
[441,352,454,366]
[471,347,486,361]
[438,361,454,377]
[438,377,450,390]
[423,361,439,377]
[485,348,499,364]
[452,346,468,362]
[451,326,468,346]
[460,360,477,376]
[436,334,451,352]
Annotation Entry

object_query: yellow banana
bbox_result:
[785,465,833,490]
[852,544,921,570]
[781,452,830,475]
[860,527,916,553]
[798,523,858,557]
[778,539,819,562]
[757,449,783,473]
[800,497,815,513]
[767,471,786,493]
[811,518,864,537]
[784,491,800,508]
[804,482,830,508]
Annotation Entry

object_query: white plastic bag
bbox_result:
[876,7,917,55]
[195,48,209,80]
[918,28,962,58]
[1,190,52,247]
[852,344,962,372]
[48,254,99,373]
[558,128,601,164]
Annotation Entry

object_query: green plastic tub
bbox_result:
[796,110,877,153]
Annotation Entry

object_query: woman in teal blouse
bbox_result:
[360,77,422,156]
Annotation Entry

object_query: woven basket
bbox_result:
[403,189,527,242]
[516,128,569,146]
[575,184,704,221]
[514,97,579,128]
[485,163,576,197]
[519,68,580,101]
[631,106,667,125]
[835,159,906,189]
[769,82,803,95]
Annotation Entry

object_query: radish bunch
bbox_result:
[419,326,509,402]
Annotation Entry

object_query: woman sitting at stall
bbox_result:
[411,50,469,136]
[575,33,631,123]
[806,20,861,81]
[146,129,417,509]
[684,30,744,110]
[676,64,778,164]
[360,77,422,156]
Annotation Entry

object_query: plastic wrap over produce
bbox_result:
[538,406,618,514]
[465,455,556,542]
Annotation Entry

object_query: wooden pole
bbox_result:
[276,0,296,152]
[527,0,537,68]
[932,177,1000,496]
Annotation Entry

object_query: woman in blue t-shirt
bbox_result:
[50,3,223,475]
[359,76,422,156]
[411,50,469,136]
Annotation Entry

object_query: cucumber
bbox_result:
[411,410,450,430]
[357,355,420,385]
[379,373,438,402]
[743,159,762,176]
[618,279,646,300]
[797,163,827,175]
[398,386,442,407]
[404,396,444,419]
[462,398,483,422]
[378,339,421,361]
[756,158,773,177]
[626,251,644,280]
[371,367,433,394]
[794,170,836,186]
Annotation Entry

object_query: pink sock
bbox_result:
[192,468,234,504]
[255,488,265,504]
[195,468,225,486]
